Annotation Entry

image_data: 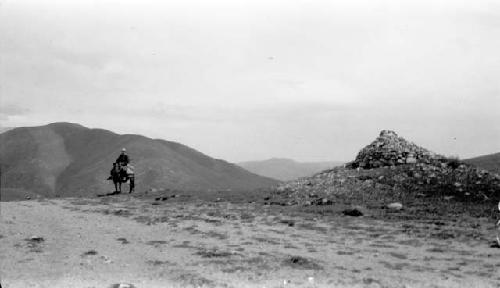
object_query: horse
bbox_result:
[110,164,123,193]
[122,164,135,193]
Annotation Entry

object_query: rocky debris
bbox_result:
[347,130,440,169]
[112,209,132,216]
[386,202,403,211]
[25,236,45,253]
[496,228,500,247]
[116,238,129,244]
[342,207,364,217]
[268,130,500,207]
[312,198,333,205]
[100,255,113,264]
[82,250,98,256]
[28,236,44,242]
[308,277,315,284]
[109,284,136,288]
[279,219,296,227]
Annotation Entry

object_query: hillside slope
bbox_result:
[238,158,343,181]
[269,130,500,206]
[0,123,278,200]
[464,152,500,175]
[0,127,13,134]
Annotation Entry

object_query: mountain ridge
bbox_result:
[464,152,500,175]
[238,158,343,181]
[0,122,278,200]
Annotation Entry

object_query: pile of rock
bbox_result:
[347,130,439,169]
[268,130,500,206]
[271,167,362,205]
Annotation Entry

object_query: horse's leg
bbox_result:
[129,177,134,193]
[114,181,118,192]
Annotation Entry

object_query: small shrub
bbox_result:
[82,250,98,256]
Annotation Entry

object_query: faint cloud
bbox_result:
[0,103,30,116]
[0,104,30,122]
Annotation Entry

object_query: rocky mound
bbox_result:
[269,131,500,207]
[347,130,440,169]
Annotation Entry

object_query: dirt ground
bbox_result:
[1,195,499,288]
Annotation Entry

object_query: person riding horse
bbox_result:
[108,148,135,193]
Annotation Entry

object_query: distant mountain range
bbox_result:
[237,158,343,181]
[464,153,500,175]
[0,123,278,200]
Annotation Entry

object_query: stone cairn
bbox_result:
[271,130,500,205]
[347,130,440,169]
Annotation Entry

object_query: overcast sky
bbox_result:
[1,0,499,162]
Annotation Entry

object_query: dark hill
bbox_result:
[464,153,500,175]
[0,122,278,200]
[238,158,343,181]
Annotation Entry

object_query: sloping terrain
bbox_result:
[0,123,278,200]
[269,130,500,207]
[1,197,499,288]
[238,158,343,181]
[0,127,13,134]
[464,152,500,175]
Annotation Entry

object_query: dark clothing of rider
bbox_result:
[116,153,130,166]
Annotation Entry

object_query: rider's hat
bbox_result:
[121,148,126,152]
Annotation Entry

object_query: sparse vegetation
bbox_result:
[176,272,216,288]
[195,248,236,258]
[81,250,98,256]
[283,255,323,270]
[116,237,129,244]
[146,240,169,246]
[146,259,174,266]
